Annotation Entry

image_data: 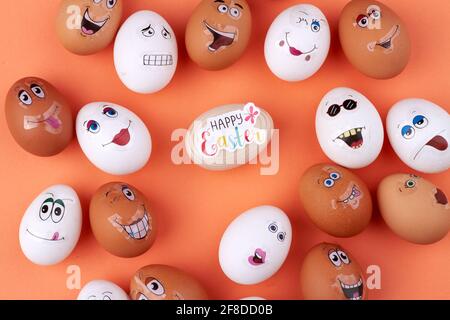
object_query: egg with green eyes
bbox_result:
[76,102,152,175]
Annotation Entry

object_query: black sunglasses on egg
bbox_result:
[327,99,358,117]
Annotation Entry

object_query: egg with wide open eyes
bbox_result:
[78,280,129,300]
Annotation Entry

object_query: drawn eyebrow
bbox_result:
[214,0,225,3]
[235,3,244,9]
[103,291,113,295]
[45,193,55,197]
[298,10,309,16]
[141,24,152,32]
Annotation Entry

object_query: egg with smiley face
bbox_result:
[299,164,372,237]
[19,185,82,266]
[387,99,449,174]
[114,11,178,94]
[185,0,252,70]
[77,280,129,300]
[219,206,292,285]
[56,0,123,55]
[316,87,384,169]
[76,102,152,175]
[339,0,411,79]
[90,182,156,258]
[300,243,367,300]
[264,4,331,82]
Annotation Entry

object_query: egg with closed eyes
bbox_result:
[77,280,129,300]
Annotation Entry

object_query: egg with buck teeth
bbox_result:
[299,164,372,237]
[114,11,178,94]
[76,102,152,175]
[56,0,123,55]
[77,280,129,300]
[185,0,252,70]
[339,0,411,79]
[19,185,82,266]
[316,87,384,169]
[386,99,449,174]
[218,206,292,285]
[264,4,331,82]
[89,182,156,258]
[300,243,367,300]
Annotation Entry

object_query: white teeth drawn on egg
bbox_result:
[143,54,174,66]
[203,21,236,52]
[23,103,63,134]
[248,248,267,266]
[333,127,365,149]
[109,208,151,240]
[339,277,364,300]
[338,183,362,209]
[81,8,110,36]
[413,130,448,160]
[26,228,65,242]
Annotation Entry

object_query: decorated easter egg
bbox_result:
[339,0,411,79]
[386,99,449,174]
[316,87,384,168]
[5,77,73,157]
[90,182,156,258]
[185,0,252,70]
[76,102,152,175]
[185,102,273,171]
[114,10,178,94]
[56,0,123,55]
[78,280,129,300]
[299,164,372,237]
[19,185,82,266]
[264,4,330,82]
[219,206,292,285]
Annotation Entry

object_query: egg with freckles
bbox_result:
[89,182,156,258]
[77,280,129,300]
[299,164,372,237]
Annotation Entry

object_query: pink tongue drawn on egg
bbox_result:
[289,46,302,56]
[353,292,359,298]
[52,232,59,241]
[82,27,94,35]
[46,116,61,129]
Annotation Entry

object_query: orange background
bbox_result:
[0,0,449,300]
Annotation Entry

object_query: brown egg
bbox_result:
[299,164,372,237]
[185,0,252,70]
[339,0,411,79]
[300,243,367,300]
[130,265,208,300]
[5,77,73,157]
[56,0,123,55]
[89,182,156,258]
[378,174,449,244]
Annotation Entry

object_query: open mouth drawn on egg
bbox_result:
[203,21,236,52]
[434,188,448,206]
[367,25,400,53]
[26,229,65,242]
[102,121,132,147]
[248,248,266,266]
[81,8,109,36]
[339,278,364,300]
[334,127,365,149]
[283,32,317,60]
[23,103,63,134]
[110,209,151,240]
[338,184,362,209]
[413,131,448,160]
[143,54,174,66]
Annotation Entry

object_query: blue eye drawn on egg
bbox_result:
[324,178,335,188]
[311,20,321,32]
[330,172,341,180]
[401,125,415,140]
[86,120,100,134]
[412,115,428,129]
[103,107,118,118]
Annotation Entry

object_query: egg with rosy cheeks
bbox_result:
[339,0,411,79]
[219,206,292,285]
[56,0,122,55]
[5,77,73,157]
[299,164,372,237]
[130,265,208,300]
[185,0,252,70]
[78,280,129,300]
[89,182,156,258]
[264,4,331,82]
[76,102,152,175]
[300,243,367,300]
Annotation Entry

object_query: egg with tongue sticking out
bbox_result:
[76,102,152,175]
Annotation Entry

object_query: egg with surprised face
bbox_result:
[19,185,82,266]
[219,206,292,285]
[76,102,152,175]
[114,11,178,94]
[316,87,384,169]
[78,280,129,300]
[264,4,330,82]
[387,99,449,174]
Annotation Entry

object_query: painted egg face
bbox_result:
[218,206,292,285]
[185,0,252,70]
[5,77,73,157]
[339,0,411,79]
[19,185,82,266]
[78,280,129,300]
[378,174,449,244]
[316,87,384,169]
[299,164,372,237]
[300,243,367,300]
[89,182,156,258]
[387,99,449,174]
[264,4,330,82]
[56,0,123,55]
[114,11,178,94]
[76,102,152,175]
[130,265,208,300]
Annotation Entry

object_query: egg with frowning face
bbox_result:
[77,280,129,300]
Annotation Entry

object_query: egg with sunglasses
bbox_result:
[316,87,384,169]
[114,10,178,94]
[76,102,152,175]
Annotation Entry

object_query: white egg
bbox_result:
[19,185,82,266]
[387,99,450,173]
[76,102,152,175]
[316,87,384,169]
[264,4,330,82]
[114,10,178,94]
[219,206,292,285]
[241,297,266,300]
[78,280,129,300]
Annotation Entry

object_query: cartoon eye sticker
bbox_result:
[412,115,428,129]
[51,199,65,223]
[330,172,341,180]
[93,0,102,4]
[122,186,136,201]
[102,106,118,118]
[18,90,33,106]
[367,5,381,20]
[311,20,321,32]
[142,25,155,37]
[328,250,342,267]
[137,293,149,300]
[401,125,415,140]
[337,250,350,264]
[323,178,335,188]
[217,3,229,14]
[277,232,286,242]
[405,179,416,189]
[86,120,101,134]
[146,279,165,296]
[39,198,54,221]
[30,84,45,99]
[106,0,117,9]
[161,27,171,40]
[268,222,278,233]
[356,14,369,28]
[229,6,243,19]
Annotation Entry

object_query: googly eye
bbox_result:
[30,84,45,99]
[142,25,155,37]
[268,222,278,233]
[337,250,350,264]
[86,120,100,134]
[401,125,415,140]
[412,115,428,129]
[161,27,171,39]
[405,179,416,189]
[217,4,228,14]
[229,7,241,18]
[356,14,369,28]
[328,251,342,267]
[122,186,135,201]
[277,232,286,242]
[106,0,117,9]
[330,172,341,180]
[39,198,53,221]
[18,90,33,106]
[51,199,65,224]
[369,9,381,20]
[102,106,118,118]
[324,178,335,188]
[311,21,321,32]
[147,279,165,296]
